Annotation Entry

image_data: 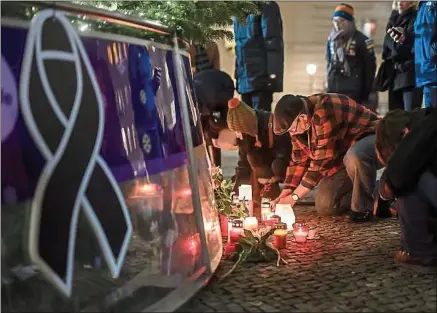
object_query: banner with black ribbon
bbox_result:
[19,10,132,298]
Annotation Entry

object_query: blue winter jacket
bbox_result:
[414,1,436,87]
[233,1,284,94]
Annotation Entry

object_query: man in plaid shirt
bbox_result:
[271,93,380,222]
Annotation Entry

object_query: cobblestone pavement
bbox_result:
[179,206,437,312]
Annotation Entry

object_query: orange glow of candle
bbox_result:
[176,186,192,198]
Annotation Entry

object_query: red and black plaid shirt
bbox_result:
[284,93,378,190]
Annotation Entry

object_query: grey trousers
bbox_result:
[315,168,353,216]
[344,135,383,213]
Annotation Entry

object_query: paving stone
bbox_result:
[177,206,437,313]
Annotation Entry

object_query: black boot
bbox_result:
[349,211,373,223]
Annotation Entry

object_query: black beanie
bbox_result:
[273,95,305,135]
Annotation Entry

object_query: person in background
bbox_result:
[233,1,284,112]
[271,93,380,222]
[224,98,292,199]
[396,1,436,108]
[188,42,220,74]
[382,1,422,111]
[375,108,437,273]
[326,3,377,105]
[414,1,436,108]
[189,43,222,166]
[193,69,234,167]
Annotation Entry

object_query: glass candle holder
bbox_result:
[227,216,235,243]
[293,223,309,243]
[273,222,288,249]
[244,216,258,232]
[261,198,272,221]
[229,219,244,243]
[308,227,317,239]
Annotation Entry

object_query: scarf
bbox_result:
[329,21,356,76]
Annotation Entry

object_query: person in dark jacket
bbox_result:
[193,69,235,167]
[233,1,284,112]
[326,3,377,104]
[383,2,423,111]
[375,108,437,273]
[225,98,292,199]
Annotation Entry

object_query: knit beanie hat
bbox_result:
[227,98,262,146]
[333,3,355,21]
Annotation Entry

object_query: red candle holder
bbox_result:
[273,222,287,249]
[229,219,244,243]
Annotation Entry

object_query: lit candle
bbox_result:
[261,198,272,221]
[293,223,309,243]
[275,204,295,231]
[229,219,244,243]
[273,222,288,249]
[244,217,258,232]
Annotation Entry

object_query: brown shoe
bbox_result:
[394,249,437,274]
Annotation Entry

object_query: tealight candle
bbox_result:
[244,217,258,232]
[229,219,244,243]
[273,222,288,249]
[293,223,309,243]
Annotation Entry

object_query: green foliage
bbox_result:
[210,167,249,219]
[79,0,264,44]
[220,228,287,281]
[2,1,264,45]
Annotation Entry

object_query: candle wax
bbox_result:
[273,229,287,249]
[294,231,308,243]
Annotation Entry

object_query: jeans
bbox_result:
[388,88,423,111]
[402,88,423,111]
[315,168,353,216]
[396,171,437,259]
[424,85,437,108]
[344,135,383,213]
[241,91,273,112]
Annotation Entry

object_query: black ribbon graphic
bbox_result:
[20,11,132,297]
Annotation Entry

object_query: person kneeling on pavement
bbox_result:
[221,98,292,199]
[375,108,437,273]
[271,93,380,222]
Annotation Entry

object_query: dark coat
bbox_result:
[385,108,437,197]
[382,7,418,91]
[233,1,284,94]
[235,110,291,184]
[326,30,377,103]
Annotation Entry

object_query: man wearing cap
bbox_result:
[271,93,379,223]
[326,3,376,105]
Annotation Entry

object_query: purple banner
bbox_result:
[1,24,203,204]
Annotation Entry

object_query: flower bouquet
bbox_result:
[211,167,249,236]
[220,228,288,281]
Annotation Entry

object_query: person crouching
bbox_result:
[224,98,292,199]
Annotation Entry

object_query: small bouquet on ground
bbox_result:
[220,228,288,281]
[211,166,249,219]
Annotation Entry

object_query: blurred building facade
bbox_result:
[217,1,393,113]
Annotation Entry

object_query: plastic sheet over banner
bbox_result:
[1,7,221,312]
